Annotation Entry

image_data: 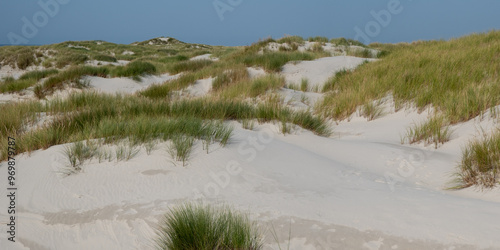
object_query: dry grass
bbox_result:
[451,130,500,189]
[317,31,500,123]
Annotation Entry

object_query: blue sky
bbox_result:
[1,0,499,46]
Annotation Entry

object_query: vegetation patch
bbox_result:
[55,53,89,68]
[451,131,500,189]
[241,52,316,72]
[93,54,117,62]
[168,59,213,74]
[36,66,108,98]
[219,74,285,99]
[404,115,452,148]
[155,203,262,250]
[112,61,157,78]
[317,31,500,122]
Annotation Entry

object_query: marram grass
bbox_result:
[155,203,263,250]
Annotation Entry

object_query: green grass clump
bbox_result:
[249,75,285,97]
[168,135,195,166]
[141,61,242,99]
[55,53,89,68]
[0,91,330,161]
[168,59,213,74]
[277,36,304,45]
[330,37,366,47]
[0,47,38,69]
[241,37,276,55]
[155,203,262,250]
[38,66,109,97]
[308,36,329,43]
[212,66,249,91]
[140,72,200,99]
[158,55,189,63]
[347,48,375,58]
[452,131,500,189]
[317,31,500,122]
[322,69,351,92]
[17,51,36,70]
[310,43,324,52]
[63,140,99,174]
[361,101,384,121]
[219,74,285,99]
[0,69,60,93]
[112,61,157,78]
[93,54,117,62]
[0,78,36,93]
[19,69,59,81]
[404,115,452,148]
[291,110,332,137]
[300,78,309,92]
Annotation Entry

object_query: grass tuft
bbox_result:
[300,78,309,92]
[317,31,500,122]
[241,52,316,72]
[93,54,117,62]
[155,203,263,250]
[63,141,98,174]
[112,61,157,77]
[452,131,500,189]
[168,59,213,74]
[168,135,195,166]
[404,115,452,148]
[361,101,384,121]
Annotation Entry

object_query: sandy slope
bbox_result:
[190,54,219,61]
[1,57,500,250]
[1,108,500,249]
[85,73,179,94]
[281,56,376,89]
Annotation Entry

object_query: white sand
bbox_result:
[279,88,323,110]
[86,60,130,67]
[190,54,219,61]
[86,73,179,94]
[281,56,376,89]
[263,41,378,58]
[247,67,267,79]
[183,77,214,97]
[1,54,500,250]
[0,65,45,80]
[1,106,500,249]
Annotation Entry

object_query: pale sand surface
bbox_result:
[1,57,500,250]
[190,54,219,61]
[281,56,376,89]
[85,73,179,94]
[2,112,500,249]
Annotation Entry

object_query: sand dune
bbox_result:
[2,108,500,249]
[1,54,500,250]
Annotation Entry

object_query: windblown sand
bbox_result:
[1,56,500,250]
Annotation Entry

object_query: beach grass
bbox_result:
[240,52,316,72]
[316,31,500,123]
[0,69,60,93]
[404,115,452,148]
[218,74,285,99]
[0,90,330,161]
[167,59,213,74]
[277,36,304,45]
[111,61,157,77]
[36,66,109,98]
[452,130,500,189]
[307,36,329,43]
[155,203,262,250]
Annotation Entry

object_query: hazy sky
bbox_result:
[1,0,499,46]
